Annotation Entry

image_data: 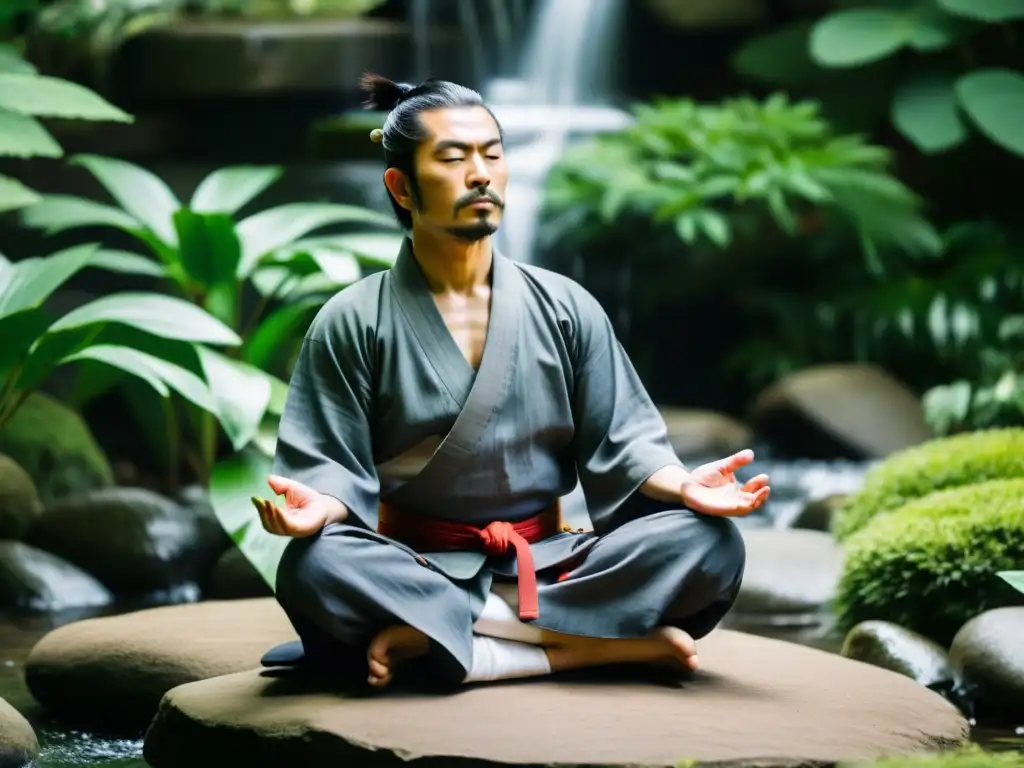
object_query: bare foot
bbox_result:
[543,626,699,674]
[366,625,431,687]
[650,626,700,671]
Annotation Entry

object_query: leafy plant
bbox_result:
[998,570,1024,594]
[542,93,941,275]
[0,242,237,433]
[20,155,402,483]
[732,0,1024,157]
[0,44,131,212]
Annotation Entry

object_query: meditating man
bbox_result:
[253,73,769,689]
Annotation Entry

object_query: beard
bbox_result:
[446,210,500,242]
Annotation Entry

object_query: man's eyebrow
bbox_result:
[432,138,503,154]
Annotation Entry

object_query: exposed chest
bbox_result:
[432,289,491,370]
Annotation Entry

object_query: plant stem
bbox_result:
[0,389,31,433]
[240,272,293,343]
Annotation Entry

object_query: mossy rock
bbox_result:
[0,454,42,540]
[0,392,114,505]
[834,478,1024,646]
[833,428,1024,542]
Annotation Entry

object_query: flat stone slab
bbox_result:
[144,627,968,768]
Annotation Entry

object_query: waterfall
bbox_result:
[487,0,632,264]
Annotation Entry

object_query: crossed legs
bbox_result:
[274,507,746,687]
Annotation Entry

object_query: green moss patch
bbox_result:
[834,429,1024,541]
[835,477,1024,645]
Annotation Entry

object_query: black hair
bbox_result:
[360,72,504,230]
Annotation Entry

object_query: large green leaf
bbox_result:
[196,346,273,451]
[299,232,404,266]
[48,292,242,345]
[173,210,242,289]
[955,68,1024,156]
[62,344,217,413]
[190,166,283,215]
[809,9,911,67]
[0,243,98,321]
[0,74,132,122]
[997,570,1024,594]
[0,309,50,380]
[891,71,967,153]
[0,45,35,75]
[732,23,816,87]
[19,194,142,235]
[244,297,320,371]
[88,249,167,278]
[0,109,60,158]
[938,0,1024,21]
[70,154,180,246]
[235,202,395,277]
[0,173,40,213]
[208,447,288,589]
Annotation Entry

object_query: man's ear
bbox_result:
[383,168,414,211]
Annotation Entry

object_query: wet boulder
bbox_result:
[0,392,113,505]
[751,363,933,460]
[0,454,42,541]
[841,620,955,693]
[26,487,229,600]
[949,607,1024,718]
[0,540,112,612]
[732,529,843,619]
[0,695,38,768]
[207,547,273,600]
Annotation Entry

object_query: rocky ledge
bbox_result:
[22,598,969,767]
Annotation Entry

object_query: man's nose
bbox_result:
[466,155,490,188]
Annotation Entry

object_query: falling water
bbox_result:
[486,0,633,265]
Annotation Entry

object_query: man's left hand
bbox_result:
[680,449,770,517]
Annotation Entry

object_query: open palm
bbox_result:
[252,475,330,537]
[682,449,771,517]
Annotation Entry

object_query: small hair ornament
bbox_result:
[369,128,384,143]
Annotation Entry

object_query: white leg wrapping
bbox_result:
[463,635,552,683]
[472,590,545,645]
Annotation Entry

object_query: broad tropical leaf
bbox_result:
[0,309,50,379]
[244,298,320,371]
[235,202,395,277]
[70,154,180,245]
[20,194,142,234]
[997,570,1024,594]
[190,166,283,215]
[891,71,967,153]
[0,45,35,75]
[173,210,242,289]
[809,9,911,68]
[0,109,61,158]
[62,344,217,413]
[208,447,289,589]
[301,232,403,266]
[955,68,1024,156]
[0,173,40,213]
[48,292,242,345]
[88,249,167,278]
[939,0,1024,22]
[731,22,816,87]
[0,243,98,320]
[197,346,273,450]
[0,74,132,122]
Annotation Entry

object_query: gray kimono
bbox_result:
[268,237,746,680]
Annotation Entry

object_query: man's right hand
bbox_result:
[252,475,334,537]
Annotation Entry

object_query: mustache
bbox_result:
[454,189,504,212]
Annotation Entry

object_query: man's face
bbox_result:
[391,106,508,242]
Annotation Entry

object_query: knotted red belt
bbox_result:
[377,501,566,621]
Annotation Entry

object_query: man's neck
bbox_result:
[409,230,493,295]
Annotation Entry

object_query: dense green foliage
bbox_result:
[733,0,1024,158]
[543,93,939,273]
[834,477,1024,645]
[833,428,1024,541]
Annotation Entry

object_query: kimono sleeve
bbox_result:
[567,286,682,533]
[272,296,379,530]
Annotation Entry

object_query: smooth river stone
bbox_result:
[142,608,968,768]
